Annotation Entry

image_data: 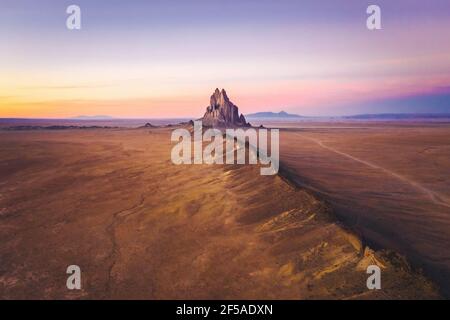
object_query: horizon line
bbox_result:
[1,111,450,121]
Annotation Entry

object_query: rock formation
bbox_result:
[202,88,250,127]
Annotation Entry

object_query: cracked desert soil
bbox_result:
[0,126,441,299]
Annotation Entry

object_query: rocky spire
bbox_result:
[202,88,249,127]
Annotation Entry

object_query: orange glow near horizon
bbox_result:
[2,73,449,118]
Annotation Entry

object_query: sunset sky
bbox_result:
[1,0,450,118]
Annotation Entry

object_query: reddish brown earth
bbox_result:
[0,126,441,299]
[276,122,450,297]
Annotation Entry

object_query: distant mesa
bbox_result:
[246,111,303,118]
[343,113,450,120]
[71,115,115,120]
[4,125,117,131]
[201,88,250,127]
[138,122,158,129]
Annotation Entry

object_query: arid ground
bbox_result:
[275,121,450,297]
[0,124,445,299]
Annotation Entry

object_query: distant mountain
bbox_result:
[245,111,303,118]
[344,113,450,120]
[71,115,115,120]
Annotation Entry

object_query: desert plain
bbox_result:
[0,120,448,299]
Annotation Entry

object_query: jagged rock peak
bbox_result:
[202,88,249,127]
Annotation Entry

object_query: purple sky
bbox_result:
[1,0,450,117]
